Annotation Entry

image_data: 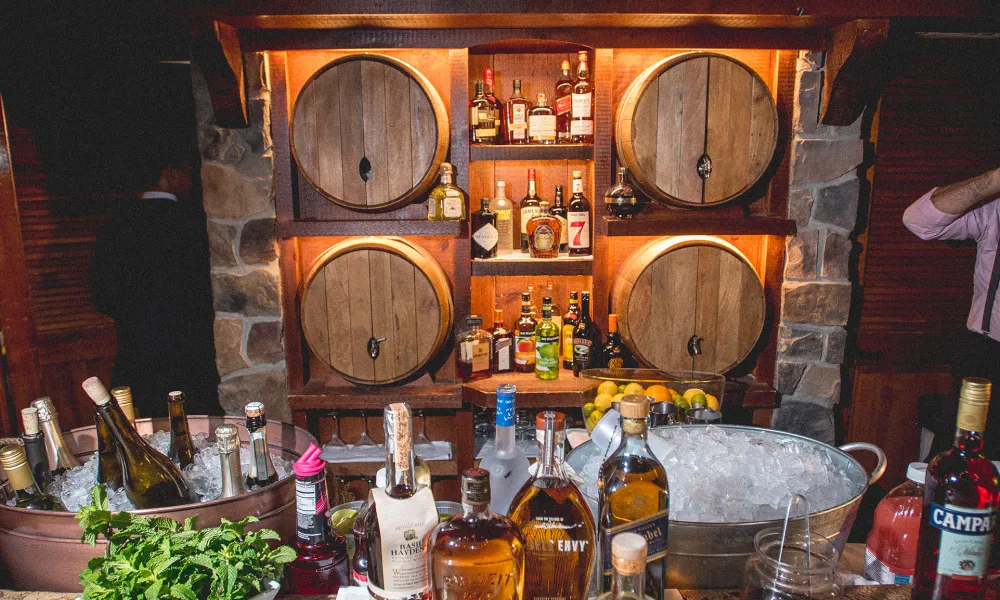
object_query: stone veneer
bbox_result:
[191,53,290,422]
[772,51,865,444]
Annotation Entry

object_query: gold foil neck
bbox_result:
[245,402,264,418]
[611,532,648,576]
[215,425,241,453]
[957,377,992,432]
[111,387,135,422]
[21,407,40,435]
[31,397,57,421]
[619,395,651,420]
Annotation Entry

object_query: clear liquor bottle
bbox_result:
[555,60,574,143]
[914,377,1000,600]
[598,533,655,600]
[491,181,515,256]
[551,185,569,253]
[471,79,499,145]
[472,197,499,259]
[508,411,595,600]
[571,50,594,143]
[562,291,580,369]
[505,79,531,145]
[529,93,557,144]
[597,396,669,599]
[167,391,195,469]
[535,300,560,380]
[491,309,515,374]
[479,384,530,515]
[429,468,526,600]
[0,444,62,511]
[430,162,467,221]
[514,293,537,373]
[457,314,492,382]
[245,402,278,488]
[567,170,592,256]
[527,201,561,259]
[520,168,542,253]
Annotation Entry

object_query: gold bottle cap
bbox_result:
[562,59,570,70]
[572,170,582,178]
[215,425,241,453]
[539,200,550,210]
[577,50,588,60]
[440,162,453,175]
[611,533,648,576]
[110,387,136,422]
[619,395,651,419]
[245,402,265,418]
[957,377,992,432]
[608,313,619,332]
[0,444,29,471]
[21,407,40,435]
[31,397,58,421]
[461,468,491,504]
[82,378,112,406]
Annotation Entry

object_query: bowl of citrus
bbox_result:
[579,368,724,430]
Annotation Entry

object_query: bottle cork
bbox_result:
[611,532,648,576]
[21,407,40,435]
[82,377,112,405]
[619,395,650,420]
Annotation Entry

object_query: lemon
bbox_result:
[590,409,605,424]
[583,402,596,418]
[623,382,646,396]
[646,384,669,403]
[612,392,625,406]
[705,394,721,411]
[682,387,705,401]
[594,393,614,412]
[329,508,358,534]
[597,381,619,397]
[689,393,708,408]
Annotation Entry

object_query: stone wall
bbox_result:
[772,51,865,444]
[191,54,290,422]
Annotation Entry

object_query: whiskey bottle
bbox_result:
[0,444,62,511]
[605,167,640,219]
[598,533,655,600]
[571,50,594,143]
[167,391,195,469]
[535,300,560,381]
[551,185,569,253]
[528,93,557,144]
[555,60,574,143]
[491,309,515,374]
[470,79,498,145]
[601,314,637,369]
[567,170,592,256]
[484,67,504,140]
[20,407,53,489]
[31,397,81,473]
[430,468,526,600]
[472,197,499,259]
[479,384,530,515]
[352,497,372,585]
[520,169,542,253]
[514,293,537,373]
[562,291,580,370]
[573,291,602,376]
[215,424,247,499]
[491,181,515,256]
[95,408,124,488]
[363,403,438,600]
[505,79,530,145]
[527,201,561,259]
[914,377,1000,600]
[431,163,467,221]
[508,411,595,600]
[82,377,192,509]
[245,402,278,488]
[111,386,137,427]
[597,396,669,599]
[458,315,492,382]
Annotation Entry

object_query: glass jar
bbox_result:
[742,528,842,600]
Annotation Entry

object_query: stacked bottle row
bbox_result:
[470,52,594,146]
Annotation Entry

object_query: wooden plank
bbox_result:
[471,255,593,276]
[655,57,706,203]
[704,56,754,203]
[368,249,396,382]
[469,144,594,162]
[278,238,305,389]
[314,64,344,200]
[821,19,891,126]
[748,76,777,190]
[385,64,414,199]
[693,246,722,370]
[337,60,366,206]
[360,61,390,207]
[413,267,442,371]
[277,220,465,238]
[462,370,599,409]
[389,253,419,376]
[346,250,375,382]
[410,78,437,188]
[324,255,355,377]
[604,215,797,236]
[664,247,698,371]
[631,74,658,192]
[301,268,330,365]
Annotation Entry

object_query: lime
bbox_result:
[329,508,357,534]
[583,402,596,418]
[689,393,707,408]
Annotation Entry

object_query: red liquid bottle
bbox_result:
[285,444,350,595]
[865,462,925,584]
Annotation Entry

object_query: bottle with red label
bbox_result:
[864,462,926,585]
[567,170,591,256]
[555,60,574,143]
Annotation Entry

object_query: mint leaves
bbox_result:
[77,486,296,600]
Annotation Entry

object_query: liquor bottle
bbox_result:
[505,79,530,145]
[555,60,574,144]
[571,50,594,143]
[111,386,137,427]
[597,396,669,599]
[166,391,195,469]
[0,444,62,510]
[491,309,515,374]
[535,300,561,381]
[82,377,192,509]
[602,314,637,369]
[479,384,530,515]
[491,181,515,256]
[598,533,654,600]
[95,409,124,488]
[605,167,640,219]
[215,424,247,499]
[30,397,81,473]
[429,468,526,600]
[508,411,595,600]
[562,291,580,369]
[573,291,601,376]
[470,80,498,145]
[514,293,537,373]
[526,283,539,319]
[527,201,561,259]
[472,197,499,259]
[520,169,542,253]
[20,407,53,489]
[352,497,372,585]
[528,93,557,145]
[913,377,1000,600]
[431,162,467,222]
[245,402,279,488]
[567,170,592,256]
[544,281,564,334]
[457,315,492,382]
[484,67,504,140]
[551,185,569,253]
[362,403,438,600]
[286,443,351,594]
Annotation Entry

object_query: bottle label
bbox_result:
[295,474,330,544]
[442,191,463,219]
[864,546,913,584]
[520,205,541,234]
[928,503,995,578]
[473,223,499,251]
[573,337,594,366]
[369,486,438,598]
[957,400,988,432]
[556,215,568,245]
[562,323,576,363]
[555,94,572,116]
[427,198,438,220]
[572,179,583,194]
[497,391,514,427]
[601,510,670,575]
[510,105,527,139]
[495,210,513,252]
[475,127,497,141]
[529,115,557,141]
[570,119,594,136]
[495,338,512,372]
[571,93,592,118]
[471,341,490,373]
[470,106,479,126]
[248,429,275,481]
[352,569,368,585]
[515,332,536,366]
[567,211,590,249]
[532,224,556,252]
[535,332,560,372]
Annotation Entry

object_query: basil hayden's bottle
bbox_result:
[913,377,1000,600]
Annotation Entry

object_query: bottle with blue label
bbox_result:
[913,377,1000,600]
[479,384,530,515]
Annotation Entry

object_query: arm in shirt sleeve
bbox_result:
[902,187,989,242]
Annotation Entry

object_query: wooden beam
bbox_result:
[821,19,890,126]
[190,21,247,129]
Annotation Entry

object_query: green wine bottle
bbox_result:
[167,391,195,469]
[534,297,560,381]
[82,377,192,509]
[0,444,63,511]
[94,409,123,488]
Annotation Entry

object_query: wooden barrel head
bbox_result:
[300,237,454,385]
[611,236,765,374]
[291,54,450,212]
[616,53,778,208]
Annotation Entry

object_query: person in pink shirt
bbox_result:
[903,166,1000,457]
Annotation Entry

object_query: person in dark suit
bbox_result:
[91,153,222,418]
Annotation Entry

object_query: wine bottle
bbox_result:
[0,444,63,511]
[94,409,124,488]
[111,386,137,427]
[215,424,247,499]
[167,391,195,468]
[30,397,81,473]
[572,291,602,376]
[20,407,53,489]
[245,402,278,488]
[82,377,192,509]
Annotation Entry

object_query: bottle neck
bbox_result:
[496,187,507,201]
[441,172,453,185]
[98,401,148,454]
[580,297,591,319]
[386,450,417,497]
[527,180,536,197]
[577,61,589,80]
[7,462,41,495]
[611,565,645,600]
[617,170,627,185]
[954,427,986,452]
[463,499,490,520]
[168,400,187,421]
[220,449,246,497]
[620,417,649,445]
[537,424,566,479]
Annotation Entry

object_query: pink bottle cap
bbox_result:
[293,443,326,478]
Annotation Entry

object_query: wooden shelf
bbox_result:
[289,380,463,411]
[604,215,797,237]
[328,459,458,478]
[278,220,466,239]
[472,254,593,276]
[463,370,599,409]
[470,144,594,162]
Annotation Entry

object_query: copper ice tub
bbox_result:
[0,415,315,592]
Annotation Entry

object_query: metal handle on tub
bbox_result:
[838,442,887,486]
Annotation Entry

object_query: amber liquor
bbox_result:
[458,315,492,382]
[527,201,561,259]
[555,60,573,143]
[470,80,498,145]
[505,79,530,145]
[520,169,541,253]
[528,93,557,144]
[491,309,514,374]
[571,51,594,143]
[551,185,569,253]
[514,293,537,373]
[484,68,504,140]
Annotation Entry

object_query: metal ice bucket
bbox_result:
[0,415,315,592]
